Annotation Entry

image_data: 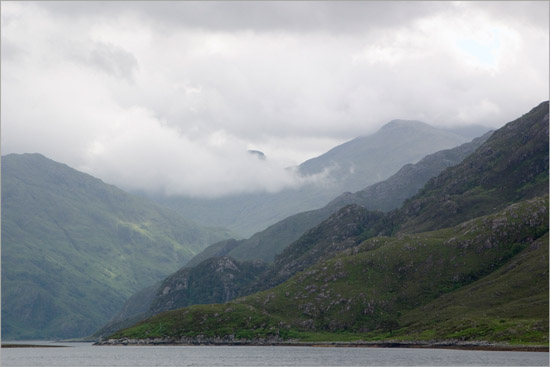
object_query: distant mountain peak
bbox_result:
[247,150,266,160]
[380,119,432,130]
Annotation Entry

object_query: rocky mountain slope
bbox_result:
[188,132,491,266]
[104,101,549,345]
[245,101,548,294]
[96,129,491,338]
[95,124,491,336]
[108,196,548,344]
[388,101,549,234]
[1,154,231,339]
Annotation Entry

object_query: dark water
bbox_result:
[1,341,548,367]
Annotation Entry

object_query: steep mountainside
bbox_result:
[155,121,473,237]
[389,101,549,234]
[95,256,266,338]
[298,120,468,192]
[187,132,491,265]
[395,232,548,342]
[1,154,231,339]
[105,101,549,345]
[247,101,548,294]
[96,127,491,336]
[247,205,384,293]
[149,257,267,316]
[109,196,548,344]
[327,131,492,212]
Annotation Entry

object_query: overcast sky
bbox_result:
[2,1,548,198]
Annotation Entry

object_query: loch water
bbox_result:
[1,341,548,367]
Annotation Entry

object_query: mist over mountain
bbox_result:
[95,118,493,336]
[189,130,492,266]
[154,120,474,237]
[105,101,549,346]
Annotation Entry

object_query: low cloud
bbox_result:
[2,1,548,198]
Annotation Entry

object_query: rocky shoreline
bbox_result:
[95,336,549,352]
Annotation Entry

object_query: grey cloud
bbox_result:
[0,39,27,62]
[88,42,138,81]
[472,1,549,30]
[2,1,548,198]
[38,1,446,33]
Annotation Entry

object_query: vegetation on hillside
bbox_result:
[1,153,232,339]
[106,101,549,345]
[111,196,548,344]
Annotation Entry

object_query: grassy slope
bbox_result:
[229,104,547,295]
[1,153,231,339]
[111,196,548,344]
[392,233,548,344]
[107,103,547,342]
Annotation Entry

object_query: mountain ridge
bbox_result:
[93,128,492,337]
[103,101,549,345]
[187,131,492,265]
[154,120,474,237]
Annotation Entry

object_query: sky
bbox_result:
[2,1,549,198]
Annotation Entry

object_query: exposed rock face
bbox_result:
[247,205,384,293]
[149,256,267,315]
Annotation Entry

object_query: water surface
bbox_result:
[2,341,548,366]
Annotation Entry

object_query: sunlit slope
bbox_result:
[1,153,231,339]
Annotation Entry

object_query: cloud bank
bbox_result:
[2,1,548,197]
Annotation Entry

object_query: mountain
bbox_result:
[154,121,472,237]
[186,132,492,265]
[327,131,493,212]
[149,257,267,316]
[395,232,549,342]
[1,153,232,340]
[104,101,549,345]
[94,128,491,337]
[389,101,549,234]
[245,101,548,294]
[298,119,468,191]
[94,256,267,339]
[106,196,549,344]
[442,124,492,140]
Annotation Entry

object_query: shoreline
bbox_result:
[95,338,549,352]
[1,344,68,348]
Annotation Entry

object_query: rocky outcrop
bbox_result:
[94,337,548,351]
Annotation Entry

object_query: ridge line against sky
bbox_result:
[1,1,548,198]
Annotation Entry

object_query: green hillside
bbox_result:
[105,101,549,345]
[97,132,490,338]
[391,101,549,234]
[109,196,548,344]
[94,256,266,339]
[1,153,232,339]
[394,232,548,343]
